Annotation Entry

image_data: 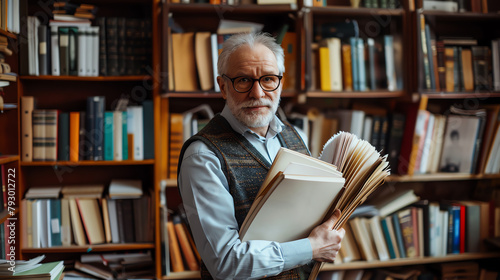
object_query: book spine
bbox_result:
[58,112,69,161]
[106,17,119,76]
[93,96,105,161]
[167,220,185,272]
[21,96,34,162]
[69,112,80,162]
[104,111,114,161]
[38,25,48,76]
[58,27,69,76]
[96,17,107,76]
[68,27,79,76]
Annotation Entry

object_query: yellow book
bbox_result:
[319,46,331,91]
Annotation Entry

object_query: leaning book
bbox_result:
[238,131,390,280]
[0,255,64,279]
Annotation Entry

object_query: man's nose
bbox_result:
[248,80,265,99]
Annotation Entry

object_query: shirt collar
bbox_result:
[220,104,285,139]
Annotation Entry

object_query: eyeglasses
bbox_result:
[222,74,283,93]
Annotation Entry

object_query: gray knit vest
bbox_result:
[178,114,315,280]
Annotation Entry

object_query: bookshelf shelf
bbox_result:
[0,208,19,224]
[0,155,19,165]
[310,6,404,16]
[418,92,500,99]
[163,271,201,280]
[0,29,17,39]
[306,90,405,99]
[19,75,153,82]
[321,252,500,271]
[167,3,297,14]
[386,173,500,183]
[20,159,155,166]
[161,90,296,99]
[21,243,155,253]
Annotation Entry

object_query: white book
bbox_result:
[127,106,144,160]
[31,200,40,248]
[60,198,73,247]
[210,33,220,92]
[50,25,60,76]
[109,179,143,199]
[107,199,120,244]
[423,0,458,12]
[327,37,342,91]
[418,113,435,174]
[356,38,366,91]
[369,216,390,261]
[39,199,49,248]
[362,115,373,142]
[429,202,440,257]
[77,26,87,77]
[90,26,99,77]
[384,35,397,91]
[113,111,123,161]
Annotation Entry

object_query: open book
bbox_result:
[238,131,390,280]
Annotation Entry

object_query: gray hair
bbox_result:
[217,32,285,76]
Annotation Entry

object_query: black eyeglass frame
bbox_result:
[222,74,283,93]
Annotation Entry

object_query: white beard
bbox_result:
[226,95,279,128]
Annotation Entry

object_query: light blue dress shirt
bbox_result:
[178,105,313,280]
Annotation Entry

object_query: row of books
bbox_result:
[51,1,98,20]
[167,18,295,92]
[310,0,400,8]
[1,0,20,34]
[312,20,401,92]
[407,104,500,175]
[25,16,152,77]
[339,191,500,264]
[318,262,499,280]
[166,214,201,273]
[21,180,153,248]
[62,252,154,279]
[21,96,154,162]
[419,15,500,92]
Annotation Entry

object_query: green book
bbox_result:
[12,261,64,280]
[104,111,114,161]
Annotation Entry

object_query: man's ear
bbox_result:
[217,76,227,100]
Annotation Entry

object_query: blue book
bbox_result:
[104,111,114,161]
[380,217,396,259]
[49,199,62,246]
[350,37,359,91]
[425,24,436,90]
[93,96,106,161]
[122,111,128,160]
[392,212,406,258]
[451,205,461,254]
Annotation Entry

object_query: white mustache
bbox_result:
[240,100,273,108]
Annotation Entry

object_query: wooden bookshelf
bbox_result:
[19,75,152,82]
[386,173,500,182]
[163,271,201,280]
[22,243,155,253]
[306,90,405,98]
[321,252,500,271]
[20,159,155,166]
[0,155,19,165]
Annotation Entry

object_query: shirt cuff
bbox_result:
[280,238,313,271]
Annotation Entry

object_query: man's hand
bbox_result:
[307,209,345,263]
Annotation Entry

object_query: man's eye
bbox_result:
[239,77,251,83]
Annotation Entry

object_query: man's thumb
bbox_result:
[325,209,341,229]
